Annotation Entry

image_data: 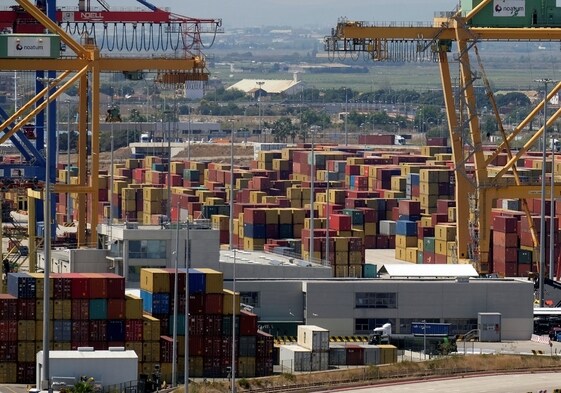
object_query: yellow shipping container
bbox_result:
[293,224,303,238]
[122,199,136,212]
[206,197,225,206]
[391,176,407,191]
[243,237,266,251]
[196,268,224,294]
[189,356,204,378]
[352,228,364,239]
[291,209,306,224]
[396,235,417,248]
[394,246,406,261]
[290,200,303,208]
[53,342,71,350]
[448,207,456,222]
[0,363,17,383]
[334,251,348,264]
[17,320,35,341]
[435,224,456,241]
[435,239,447,255]
[18,342,36,362]
[287,187,302,201]
[278,209,292,225]
[249,191,267,204]
[378,344,398,364]
[142,342,161,362]
[364,222,377,236]
[125,341,143,358]
[333,265,349,277]
[349,251,363,265]
[143,200,164,214]
[35,299,53,321]
[447,241,456,257]
[406,247,418,263]
[35,320,54,341]
[141,268,170,293]
[223,289,241,315]
[53,299,72,320]
[238,356,256,378]
[125,294,143,320]
[265,209,278,224]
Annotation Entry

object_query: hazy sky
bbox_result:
[55,0,457,28]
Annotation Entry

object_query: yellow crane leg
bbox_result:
[439,51,474,261]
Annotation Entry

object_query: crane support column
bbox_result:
[438,50,474,262]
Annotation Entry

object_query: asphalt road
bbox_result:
[320,372,561,393]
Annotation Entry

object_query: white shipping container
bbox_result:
[279,345,312,373]
[297,325,330,352]
[379,220,396,236]
[311,351,329,371]
[360,344,381,365]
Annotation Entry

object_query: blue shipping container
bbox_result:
[395,220,417,236]
[107,320,125,341]
[140,289,170,315]
[54,320,72,342]
[7,273,36,299]
[181,268,206,294]
[89,299,108,320]
[411,322,450,337]
[243,224,267,239]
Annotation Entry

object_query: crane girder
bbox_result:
[326,12,561,273]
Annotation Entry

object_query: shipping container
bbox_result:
[411,322,450,337]
[297,325,329,352]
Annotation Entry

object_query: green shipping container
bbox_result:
[424,237,436,253]
[518,249,533,264]
[89,298,108,320]
[363,263,377,278]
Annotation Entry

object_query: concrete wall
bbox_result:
[36,350,138,388]
[233,278,533,340]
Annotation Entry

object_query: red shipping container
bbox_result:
[363,235,376,249]
[16,362,36,384]
[71,321,89,342]
[388,235,396,249]
[160,336,174,363]
[105,274,125,299]
[190,335,205,356]
[53,275,72,299]
[87,341,107,351]
[203,337,222,357]
[0,294,17,321]
[88,274,108,299]
[434,253,447,264]
[239,310,258,336]
[189,294,205,314]
[125,319,143,341]
[89,320,107,342]
[244,208,267,224]
[108,299,125,319]
[493,216,518,233]
[17,299,36,320]
[375,235,389,249]
[204,315,223,336]
[431,213,448,226]
[0,342,16,361]
[493,246,518,264]
[399,200,421,216]
[71,299,90,320]
[0,320,17,341]
[330,214,352,231]
[204,294,224,315]
[346,345,364,365]
[67,273,89,299]
[423,251,436,264]
[189,315,205,336]
[493,231,518,248]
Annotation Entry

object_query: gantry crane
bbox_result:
[0,0,221,271]
[325,0,561,274]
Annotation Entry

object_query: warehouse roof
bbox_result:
[378,263,479,278]
[227,78,301,94]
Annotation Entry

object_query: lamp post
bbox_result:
[536,78,557,305]
[325,168,330,267]
[184,211,190,390]
[309,125,320,263]
[257,81,264,143]
[344,88,349,146]
[37,76,56,392]
[187,105,192,160]
[423,320,427,360]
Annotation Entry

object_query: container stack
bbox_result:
[0,272,126,384]
[279,325,329,372]
[139,268,272,378]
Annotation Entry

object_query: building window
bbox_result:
[128,240,167,259]
[354,318,396,334]
[355,292,397,309]
[240,291,260,308]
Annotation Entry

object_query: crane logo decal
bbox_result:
[493,0,525,17]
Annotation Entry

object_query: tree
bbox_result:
[268,117,297,143]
